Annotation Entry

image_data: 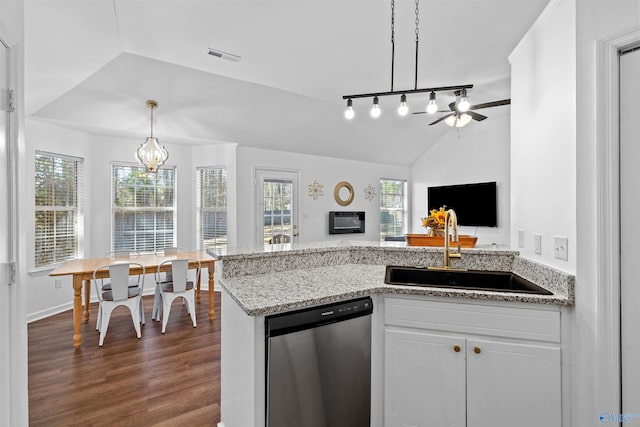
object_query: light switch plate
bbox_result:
[534,234,542,254]
[518,230,525,248]
[554,236,568,260]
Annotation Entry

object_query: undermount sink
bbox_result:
[384,265,553,295]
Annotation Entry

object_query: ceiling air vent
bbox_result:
[206,48,241,62]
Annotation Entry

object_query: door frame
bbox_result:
[253,167,300,245]
[595,27,640,418]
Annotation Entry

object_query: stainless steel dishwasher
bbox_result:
[265,296,373,427]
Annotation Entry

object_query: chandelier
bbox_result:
[136,100,168,173]
[342,0,473,124]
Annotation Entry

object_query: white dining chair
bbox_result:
[155,259,200,333]
[97,250,143,327]
[93,262,145,347]
[152,247,184,321]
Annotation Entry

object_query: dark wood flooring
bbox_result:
[28,291,221,426]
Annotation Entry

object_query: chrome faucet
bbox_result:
[443,208,461,269]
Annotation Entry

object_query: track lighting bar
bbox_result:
[342,84,473,100]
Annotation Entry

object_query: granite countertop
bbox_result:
[213,240,574,316]
[220,263,573,317]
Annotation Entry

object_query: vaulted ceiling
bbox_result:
[25,0,549,166]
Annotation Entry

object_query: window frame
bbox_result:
[196,166,228,250]
[379,178,408,241]
[111,162,177,254]
[33,150,84,271]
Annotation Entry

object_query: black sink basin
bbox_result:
[384,265,553,295]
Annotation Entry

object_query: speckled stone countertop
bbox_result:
[209,240,575,316]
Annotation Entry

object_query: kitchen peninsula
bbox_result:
[210,241,574,427]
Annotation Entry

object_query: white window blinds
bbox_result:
[196,167,227,250]
[34,151,84,268]
[380,179,407,241]
[112,164,176,253]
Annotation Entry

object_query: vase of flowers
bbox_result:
[421,207,447,237]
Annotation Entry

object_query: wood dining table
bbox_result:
[50,250,216,349]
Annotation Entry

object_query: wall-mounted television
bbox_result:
[427,181,498,227]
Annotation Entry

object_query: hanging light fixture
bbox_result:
[397,94,409,116]
[136,100,168,173]
[344,98,355,120]
[370,96,381,118]
[457,88,471,112]
[426,91,438,114]
[341,0,472,120]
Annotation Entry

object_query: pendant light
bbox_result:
[341,0,472,121]
[136,100,168,173]
[426,91,438,114]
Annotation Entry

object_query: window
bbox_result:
[380,179,407,241]
[196,167,227,250]
[34,151,83,268]
[112,164,176,253]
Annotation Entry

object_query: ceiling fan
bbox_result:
[414,90,511,127]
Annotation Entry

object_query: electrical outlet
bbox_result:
[518,230,525,248]
[534,234,542,255]
[554,236,568,260]
[55,279,62,289]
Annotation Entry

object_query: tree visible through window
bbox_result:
[196,167,227,250]
[34,151,83,268]
[112,164,176,253]
[380,179,407,241]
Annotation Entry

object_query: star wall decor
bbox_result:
[307,180,324,200]
[363,184,376,201]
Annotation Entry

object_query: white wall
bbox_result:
[508,0,576,273]
[236,147,411,246]
[410,113,511,245]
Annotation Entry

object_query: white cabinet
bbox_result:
[385,329,466,427]
[384,297,562,427]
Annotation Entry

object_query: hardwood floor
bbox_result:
[28,292,221,426]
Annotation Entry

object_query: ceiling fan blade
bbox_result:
[429,114,453,126]
[448,102,456,111]
[469,99,511,110]
[412,109,455,115]
[467,111,487,121]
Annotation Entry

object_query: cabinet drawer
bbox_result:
[385,297,560,342]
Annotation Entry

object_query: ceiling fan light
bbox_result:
[456,113,473,127]
[444,114,457,127]
[344,99,355,120]
[370,96,381,118]
[397,94,409,116]
[426,92,438,114]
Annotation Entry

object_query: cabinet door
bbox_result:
[384,328,466,427]
[466,338,561,427]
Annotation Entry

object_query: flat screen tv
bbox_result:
[427,181,498,227]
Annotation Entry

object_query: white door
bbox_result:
[0,37,12,425]
[620,47,640,413]
[384,328,466,427]
[466,338,561,427]
[255,169,299,245]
